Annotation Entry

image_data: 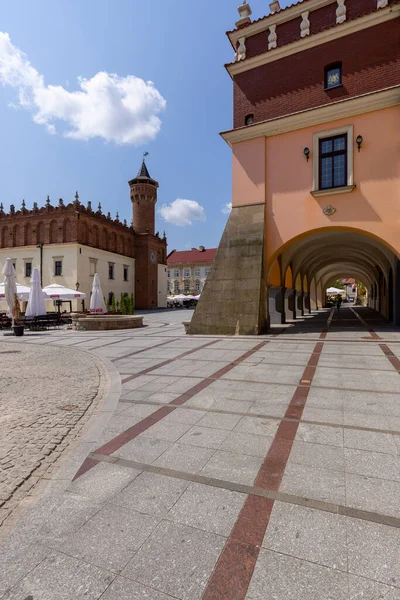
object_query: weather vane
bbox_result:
[143,151,149,159]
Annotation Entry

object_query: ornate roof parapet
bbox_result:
[0,194,134,232]
[236,1,252,27]
[269,0,281,14]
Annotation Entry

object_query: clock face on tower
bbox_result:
[150,250,157,264]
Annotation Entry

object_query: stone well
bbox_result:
[71,314,144,331]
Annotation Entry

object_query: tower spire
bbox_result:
[128,153,159,235]
[137,152,151,179]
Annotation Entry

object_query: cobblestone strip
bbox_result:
[0,342,107,533]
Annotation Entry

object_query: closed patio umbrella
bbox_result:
[25,267,47,317]
[89,273,107,314]
[1,258,17,326]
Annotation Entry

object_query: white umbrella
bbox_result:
[1,258,17,324]
[25,267,47,317]
[89,273,107,314]
[0,281,31,301]
[327,287,343,294]
[43,283,86,300]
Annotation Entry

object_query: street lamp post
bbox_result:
[36,243,44,287]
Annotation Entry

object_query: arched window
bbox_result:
[36,222,44,245]
[63,218,72,243]
[12,224,20,247]
[110,232,117,252]
[117,234,124,255]
[24,223,33,246]
[102,228,109,250]
[245,114,255,126]
[92,225,99,247]
[1,226,9,248]
[49,220,58,244]
[80,222,89,245]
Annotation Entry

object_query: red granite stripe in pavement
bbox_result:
[72,457,101,481]
[121,339,219,384]
[350,307,382,340]
[73,340,268,481]
[379,344,400,372]
[201,338,326,600]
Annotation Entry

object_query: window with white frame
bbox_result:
[195,268,200,277]
[24,261,32,278]
[174,282,179,292]
[108,262,115,280]
[184,269,190,278]
[195,282,200,292]
[175,270,179,278]
[123,265,129,282]
[205,268,210,276]
[312,125,354,195]
[184,281,190,292]
[167,270,170,278]
[54,259,63,276]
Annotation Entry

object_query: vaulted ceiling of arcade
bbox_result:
[270,230,397,293]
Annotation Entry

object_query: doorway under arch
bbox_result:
[266,228,400,327]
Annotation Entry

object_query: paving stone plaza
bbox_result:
[0,307,399,599]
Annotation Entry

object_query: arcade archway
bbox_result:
[267,228,400,327]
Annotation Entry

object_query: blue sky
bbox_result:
[0,0,290,252]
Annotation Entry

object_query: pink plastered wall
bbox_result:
[265,106,400,261]
[232,138,266,207]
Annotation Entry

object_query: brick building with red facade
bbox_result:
[0,160,167,310]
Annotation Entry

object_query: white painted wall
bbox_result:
[77,245,135,310]
[158,264,167,308]
[0,244,135,312]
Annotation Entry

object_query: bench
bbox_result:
[24,313,63,330]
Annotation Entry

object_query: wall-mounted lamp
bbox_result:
[303,147,310,162]
[356,135,363,152]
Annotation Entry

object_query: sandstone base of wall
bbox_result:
[71,314,144,331]
[187,204,267,336]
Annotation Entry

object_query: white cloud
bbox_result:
[159,199,206,227]
[0,32,166,144]
[221,202,232,214]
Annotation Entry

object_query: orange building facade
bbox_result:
[189,0,400,334]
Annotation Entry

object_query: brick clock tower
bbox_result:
[129,158,167,309]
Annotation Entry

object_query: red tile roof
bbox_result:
[167,248,217,265]
[343,278,356,284]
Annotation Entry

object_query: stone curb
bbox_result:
[40,344,122,494]
[0,340,121,538]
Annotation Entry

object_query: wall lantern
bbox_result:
[303,147,310,162]
[356,135,363,152]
